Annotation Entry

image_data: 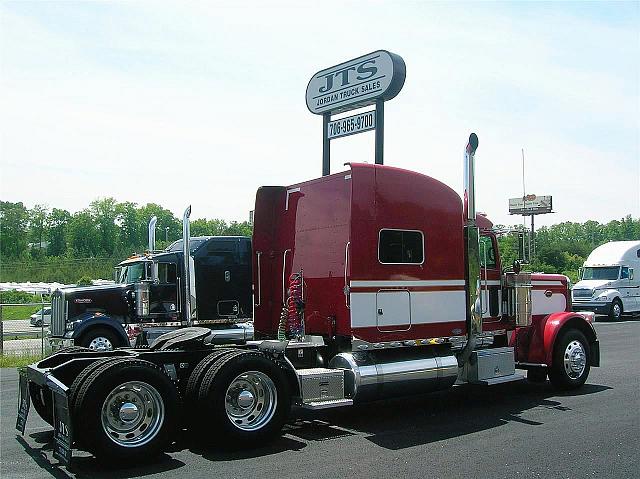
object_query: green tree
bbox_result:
[0,201,29,258]
[90,198,119,255]
[47,208,71,256]
[67,209,100,256]
[28,204,49,258]
[116,201,142,250]
[138,203,180,248]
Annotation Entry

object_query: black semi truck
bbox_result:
[48,208,253,350]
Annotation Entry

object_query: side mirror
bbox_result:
[630,268,634,281]
[512,260,522,274]
[578,267,583,280]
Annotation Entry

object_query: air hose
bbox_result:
[277,271,305,340]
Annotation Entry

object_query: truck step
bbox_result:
[301,398,354,410]
[472,373,525,386]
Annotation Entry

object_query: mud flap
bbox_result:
[52,387,73,466]
[16,370,30,434]
[590,339,600,367]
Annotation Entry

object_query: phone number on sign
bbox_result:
[327,111,376,139]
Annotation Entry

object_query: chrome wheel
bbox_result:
[101,381,164,447]
[224,371,277,431]
[89,336,113,351]
[563,340,586,379]
[611,302,622,320]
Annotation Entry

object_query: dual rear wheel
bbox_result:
[67,351,290,462]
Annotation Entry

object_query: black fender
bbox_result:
[70,314,129,346]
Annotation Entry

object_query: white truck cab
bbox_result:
[572,240,640,319]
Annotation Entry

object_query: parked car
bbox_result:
[30,308,51,327]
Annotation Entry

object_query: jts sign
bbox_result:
[306,50,406,115]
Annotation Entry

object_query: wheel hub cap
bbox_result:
[101,381,164,447]
[89,336,113,351]
[224,371,277,431]
[237,390,255,408]
[563,340,586,379]
[119,402,140,422]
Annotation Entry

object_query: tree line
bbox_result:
[0,199,637,284]
[0,199,252,283]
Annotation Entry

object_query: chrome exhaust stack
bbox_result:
[458,133,482,367]
[148,216,157,251]
[182,206,194,326]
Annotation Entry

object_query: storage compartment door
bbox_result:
[376,290,411,332]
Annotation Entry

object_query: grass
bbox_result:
[0,354,43,368]
[1,305,42,320]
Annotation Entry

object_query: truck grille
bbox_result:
[50,291,67,337]
[572,289,593,299]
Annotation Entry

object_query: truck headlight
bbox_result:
[66,321,78,331]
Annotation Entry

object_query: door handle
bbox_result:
[378,308,384,315]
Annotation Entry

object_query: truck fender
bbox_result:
[70,313,129,346]
[539,312,600,367]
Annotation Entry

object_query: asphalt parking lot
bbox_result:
[1,319,638,479]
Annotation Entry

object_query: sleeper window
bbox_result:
[379,230,424,264]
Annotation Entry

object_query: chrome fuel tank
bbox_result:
[329,347,458,402]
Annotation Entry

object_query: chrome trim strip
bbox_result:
[255,251,262,307]
[344,242,350,309]
[282,249,291,303]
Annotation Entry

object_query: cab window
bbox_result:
[157,263,177,283]
[379,229,424,264]
[621,266,629,280]
[480,236,497,269]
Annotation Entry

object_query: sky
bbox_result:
[1,1,638,228]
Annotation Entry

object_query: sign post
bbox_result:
[306,50,406,175]
[508,194,553,262]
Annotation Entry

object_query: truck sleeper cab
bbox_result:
[49,236,253,351]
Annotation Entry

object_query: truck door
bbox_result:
[619,266,638,312]
[149,262,179,320]
[479,234,501,324]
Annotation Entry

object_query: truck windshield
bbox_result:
[582,266,620,280]
[117,262,148,283]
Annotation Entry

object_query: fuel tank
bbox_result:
[329,347,458,402]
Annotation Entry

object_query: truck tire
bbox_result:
[548,329,591,390]
[69,357,130,413]
[609,298,623,321]
[197,351,291,448]
[72,359,179,463]
[185,349,237,403]
[78,327,122,351]
[29,347,93,425]
[29,383,54,426]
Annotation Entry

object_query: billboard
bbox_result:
[509,195,552,215]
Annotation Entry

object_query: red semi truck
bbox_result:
[16,132,599,465]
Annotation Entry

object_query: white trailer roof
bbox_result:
[585,240,640,265]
